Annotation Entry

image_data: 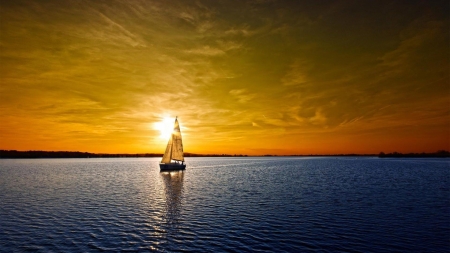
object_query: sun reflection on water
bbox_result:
[161,171,184,227]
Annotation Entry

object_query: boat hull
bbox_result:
[159,163,186,171]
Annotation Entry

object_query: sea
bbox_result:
[0,157,449,252]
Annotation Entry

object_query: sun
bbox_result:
[154,117,174,139]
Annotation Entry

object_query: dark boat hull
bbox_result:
[159,163,186,171]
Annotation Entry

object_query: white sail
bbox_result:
[171,118,184,161]
[160,118,184,163]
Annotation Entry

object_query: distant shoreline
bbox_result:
[0,150,448,159]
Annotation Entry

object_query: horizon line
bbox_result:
[1,149,449,157]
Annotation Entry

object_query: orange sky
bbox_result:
[0,0,449,155]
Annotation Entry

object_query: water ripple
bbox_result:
[0,157,449,252]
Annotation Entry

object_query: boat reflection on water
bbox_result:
[161,171,184,227]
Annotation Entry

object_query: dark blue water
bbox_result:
[0,157,449,252]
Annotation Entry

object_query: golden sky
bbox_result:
[0,0,449,155]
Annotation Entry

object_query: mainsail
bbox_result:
[161,118,184,164]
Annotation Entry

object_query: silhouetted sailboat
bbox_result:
[160,117,186,171]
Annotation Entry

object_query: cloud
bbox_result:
[185,46,225,56]
[224,26,256,37]
[185,40,242,56]
[252,122,261,127]
[378,19,444,77]
[281,60,311,86]
[94,10,147,47]
[309,108,327,125]
[229,89,255,103]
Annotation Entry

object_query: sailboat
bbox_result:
[160,117,186,171]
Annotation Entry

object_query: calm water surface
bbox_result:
[0,157,449,252]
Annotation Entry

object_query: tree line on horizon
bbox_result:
[0,150,448,159]
[378,150,449,158]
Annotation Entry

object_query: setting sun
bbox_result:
[154,117,175,140]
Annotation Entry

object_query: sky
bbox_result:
[0,0,449,155]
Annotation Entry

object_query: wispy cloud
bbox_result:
[94,10,146,47]
[281,60,311,86]
[229,89,255,103]
[185,46,225,56]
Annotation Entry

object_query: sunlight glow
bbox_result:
[154,117,174,139]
